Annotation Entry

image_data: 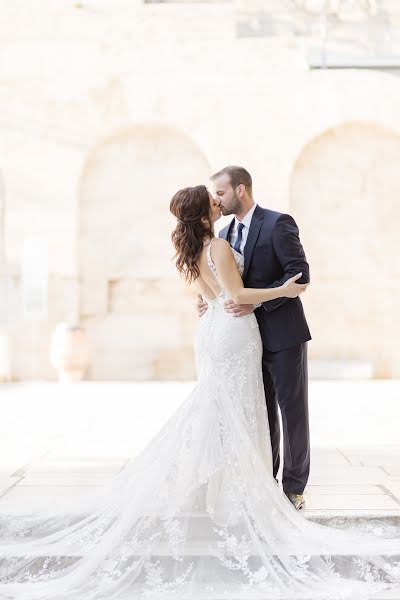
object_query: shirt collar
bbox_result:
[235,203,257,229]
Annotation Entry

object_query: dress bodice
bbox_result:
[205,238,244,302]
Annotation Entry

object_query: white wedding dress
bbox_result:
[0,241,400,600]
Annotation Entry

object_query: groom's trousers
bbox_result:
[262,342,310,495]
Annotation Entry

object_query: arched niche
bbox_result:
[290,122,400,378]
[78,124,211,380]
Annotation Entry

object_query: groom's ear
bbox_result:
[236,183,246,198]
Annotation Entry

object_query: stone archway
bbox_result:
[78,124,211,380]
[290,122,400,378]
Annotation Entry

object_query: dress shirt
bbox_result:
[229,203,258,255]
[228,203,261,308]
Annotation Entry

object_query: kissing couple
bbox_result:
[0,166,399,600]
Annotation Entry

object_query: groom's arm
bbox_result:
[261,214,310,313]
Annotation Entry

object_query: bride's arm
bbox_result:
[211,238,308,305]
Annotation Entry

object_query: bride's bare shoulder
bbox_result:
[211,238,230,250]
[210,238,233,260]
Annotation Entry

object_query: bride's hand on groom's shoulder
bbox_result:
[196,294,208,317]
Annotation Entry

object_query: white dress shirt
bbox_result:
[229,203,261,308]
[229,203,258,255]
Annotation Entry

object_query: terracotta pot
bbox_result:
[50,323,90,382]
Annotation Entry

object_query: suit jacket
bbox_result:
[219,204,311,352]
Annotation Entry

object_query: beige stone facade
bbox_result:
[1,1,400,380]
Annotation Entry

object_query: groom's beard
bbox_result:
[220,193,242,216]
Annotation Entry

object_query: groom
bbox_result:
[197,166,311,510]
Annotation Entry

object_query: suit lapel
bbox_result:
[219,217,235,242]
[243,205,264,280]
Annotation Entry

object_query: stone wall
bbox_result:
[1,0,400,379]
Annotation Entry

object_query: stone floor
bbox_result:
[0,381,399,520]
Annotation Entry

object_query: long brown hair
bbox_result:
[170,185,213,283]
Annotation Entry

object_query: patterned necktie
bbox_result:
[233,222,245,254]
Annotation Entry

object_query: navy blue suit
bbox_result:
[219,204,311,494]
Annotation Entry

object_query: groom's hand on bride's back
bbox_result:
[224,299,255,318]
[197,294,208,317]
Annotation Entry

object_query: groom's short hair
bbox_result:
[210,166,252,195]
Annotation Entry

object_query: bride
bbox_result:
[0,185,399,600]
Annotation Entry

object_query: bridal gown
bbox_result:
[0,240,399,600]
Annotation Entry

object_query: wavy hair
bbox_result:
[170,185,213,284]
